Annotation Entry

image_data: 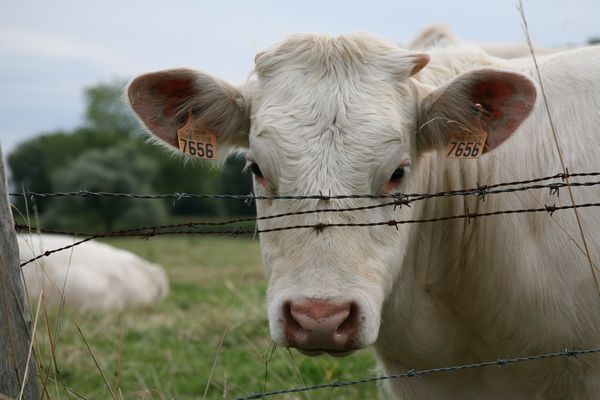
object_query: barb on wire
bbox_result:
[9,171,600,201]
[234,347,600,399]
[15,201,600,267]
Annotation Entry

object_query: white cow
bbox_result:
[127,33,600,399]
[409,24,561,58]
[19,234,169,312]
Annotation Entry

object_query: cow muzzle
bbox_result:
[282,298,363,356]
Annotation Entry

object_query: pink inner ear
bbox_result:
[467,73,536,152]
[129,71,200,148]
[150,77,197,119]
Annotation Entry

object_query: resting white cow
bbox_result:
[127,33,600,399]
[19,234,169,312]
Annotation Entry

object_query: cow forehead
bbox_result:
[249,103,413,197]
[245,34,421,190]
[252,94,411,159]
[249,72,415,188]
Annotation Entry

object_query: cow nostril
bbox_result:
[336,303,359,335]
[283,302,303,333]
[284,299,361,350]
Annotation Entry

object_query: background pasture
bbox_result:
[31,236,377,399]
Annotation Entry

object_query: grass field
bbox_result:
[32,236,379,399]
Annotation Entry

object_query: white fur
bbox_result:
[128,33,600,399]
[19,234,169,312]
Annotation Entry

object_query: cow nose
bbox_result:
[284,299,359,352]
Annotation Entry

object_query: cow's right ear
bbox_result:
[127,69,250,158]
[416,68,536,155]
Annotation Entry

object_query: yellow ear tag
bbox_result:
[176,110,218,160]
[445,104,488,159]
[445,130,488,159]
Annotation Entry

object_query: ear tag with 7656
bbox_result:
[176,110,218,160]
[445,103,488,159]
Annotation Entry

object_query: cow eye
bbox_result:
[389,167,405,182]
[249,162,263,178]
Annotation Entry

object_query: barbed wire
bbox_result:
[9,171,600,202]
[234,347,600,399]
[12,173,600,269]
[15,200,600,267]
[15,224,241,267]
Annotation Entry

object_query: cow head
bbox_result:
[127,33,536,356]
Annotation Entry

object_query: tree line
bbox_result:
[8,81,253,233]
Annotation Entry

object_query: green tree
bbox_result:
[43,142,168,232]
[139,144,222,216]
[217,156,254,216]
[83,80,138,134]
[8,128,130,212]
[8,80,135,208]
[9,79,255,226]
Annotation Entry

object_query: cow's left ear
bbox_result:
[127,69,250,160]
[417,68,537,155]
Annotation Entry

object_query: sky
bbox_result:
[1,0,599,156]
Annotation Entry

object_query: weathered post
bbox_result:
[0,144,40,399]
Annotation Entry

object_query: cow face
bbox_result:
[127,33,536,356]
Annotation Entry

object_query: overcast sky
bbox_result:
[1,0,599,155]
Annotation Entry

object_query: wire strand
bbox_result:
[234,347,600,399]
[9,171,600,201]
[15,201,600,267]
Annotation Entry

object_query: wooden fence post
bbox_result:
[0,144,40,399]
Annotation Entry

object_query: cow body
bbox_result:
[377,47,600,399]
[19,234,169,312]
[409,24,562,58]
[128,34,600,398]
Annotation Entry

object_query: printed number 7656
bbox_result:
[447,141,481,158]
[181,139,214,158]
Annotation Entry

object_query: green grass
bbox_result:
[32,236,378,399]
